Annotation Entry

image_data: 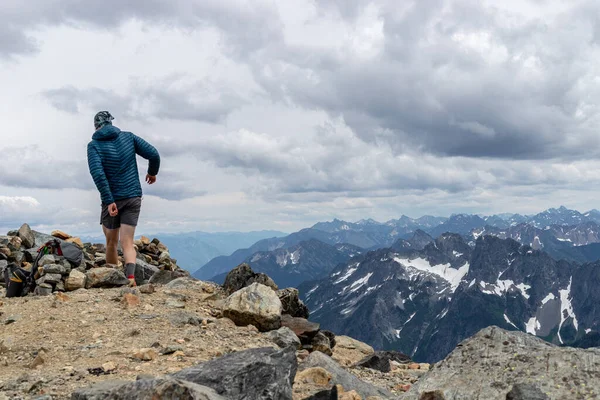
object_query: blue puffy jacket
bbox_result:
[87,124,160,205]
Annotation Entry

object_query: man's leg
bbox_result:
[103,226,120,265]
[120,224,137,286]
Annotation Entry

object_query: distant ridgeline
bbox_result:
[186,206,600,363]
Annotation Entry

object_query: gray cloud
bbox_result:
[0,0,282,57]
[42,76,246,123]
[248,0,600,160]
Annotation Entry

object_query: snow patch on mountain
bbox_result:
[333,264,359,284]
[504,314,518,329]
[348,272,374,293]
[394,257,469,292]
[558,277,578,344]
[480,279,531,299]
[542,293,556,305]
[526,316,540,335]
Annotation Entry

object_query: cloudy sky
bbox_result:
[1,0,600,235]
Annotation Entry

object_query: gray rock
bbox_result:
[40,263,66,275]
[34,283,53,296]
[0,260,7,280]
[134,259,159,285]
[267,327,302,350]
[222,263,278,295]
[65,269,87,291]
[168,311,204,327]
[321,330,336,349]
[149,269,183,285]
[356,351,412,373]
[281,314,320,343]
[165,277,200,289]
[223,283,282,332]
[403,326,600,400]
[299,351,394,399]
[171,346,297,400]
[85,267,129,289]
[277,288,309,318]
[311,332,332,356]
[36,273,62,285]
[506,384,549,400]
[38,255,56,268]
[71,378,226,400]
[17,224,35,249]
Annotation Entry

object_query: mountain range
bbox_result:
[299,233,600,363]
[192,206,600,284]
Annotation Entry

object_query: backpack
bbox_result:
[4,239,84,298]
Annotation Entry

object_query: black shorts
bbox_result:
[100,197,142,230]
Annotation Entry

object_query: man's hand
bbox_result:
[146,174,156,185]
[108,203,118,217]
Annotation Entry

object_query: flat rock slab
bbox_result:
[71,378,225,400]
[281,314,320,340]
[171,346,297,400]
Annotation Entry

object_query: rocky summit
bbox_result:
[1,226,599,400]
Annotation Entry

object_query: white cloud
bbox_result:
[1,0,600,235]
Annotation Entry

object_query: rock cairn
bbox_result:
[0,223,189,295]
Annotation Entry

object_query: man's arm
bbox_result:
[133,134,160,176]
[87,143,115,205]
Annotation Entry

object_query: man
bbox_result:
[87,111,160,286]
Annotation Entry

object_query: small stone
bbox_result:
[121,293,140,308]
[297,350,310,361]
[51,230,71,240]
[65,269,87,291]
[102,361,117,372]
[419,363,430,371]
[267,326,302,350]
[139,284,156,294]
[5,315,20,325]
[34,284,53,296]
[140,236,150,245]
[55,292,70,302]
[408,363,420,370]
[339,390,362,400]
[132,348,158,361]
[160,345,184,355]
[295,367,332,386]
[172,350,185,357]
[312,332,333,356]
[29,351,46,369]
[395,384,411,392]
[166,299,186,309]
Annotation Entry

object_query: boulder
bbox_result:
[223,283,282,332]
[277,288,309,318]
[40,264,66,275]
[17,224,35,249]
[36,273,62,286]
[71,378,225,400]
[149,269,185,285]
[65,269,87,291]
[34,283,53,296]
[355,351,412,373]
[134,259,159,285]
[311,332,333,356]
[332,336,374,367]
[299,351,394,399]
[267,326,302,350]
[222,263,278,295]
[403,326,600,400]
[85,267,129,289]
[171,346,297,400]
[281,314,320,342]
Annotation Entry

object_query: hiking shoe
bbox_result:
[128,277,137,287]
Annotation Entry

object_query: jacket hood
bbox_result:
[92,124,121,141]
